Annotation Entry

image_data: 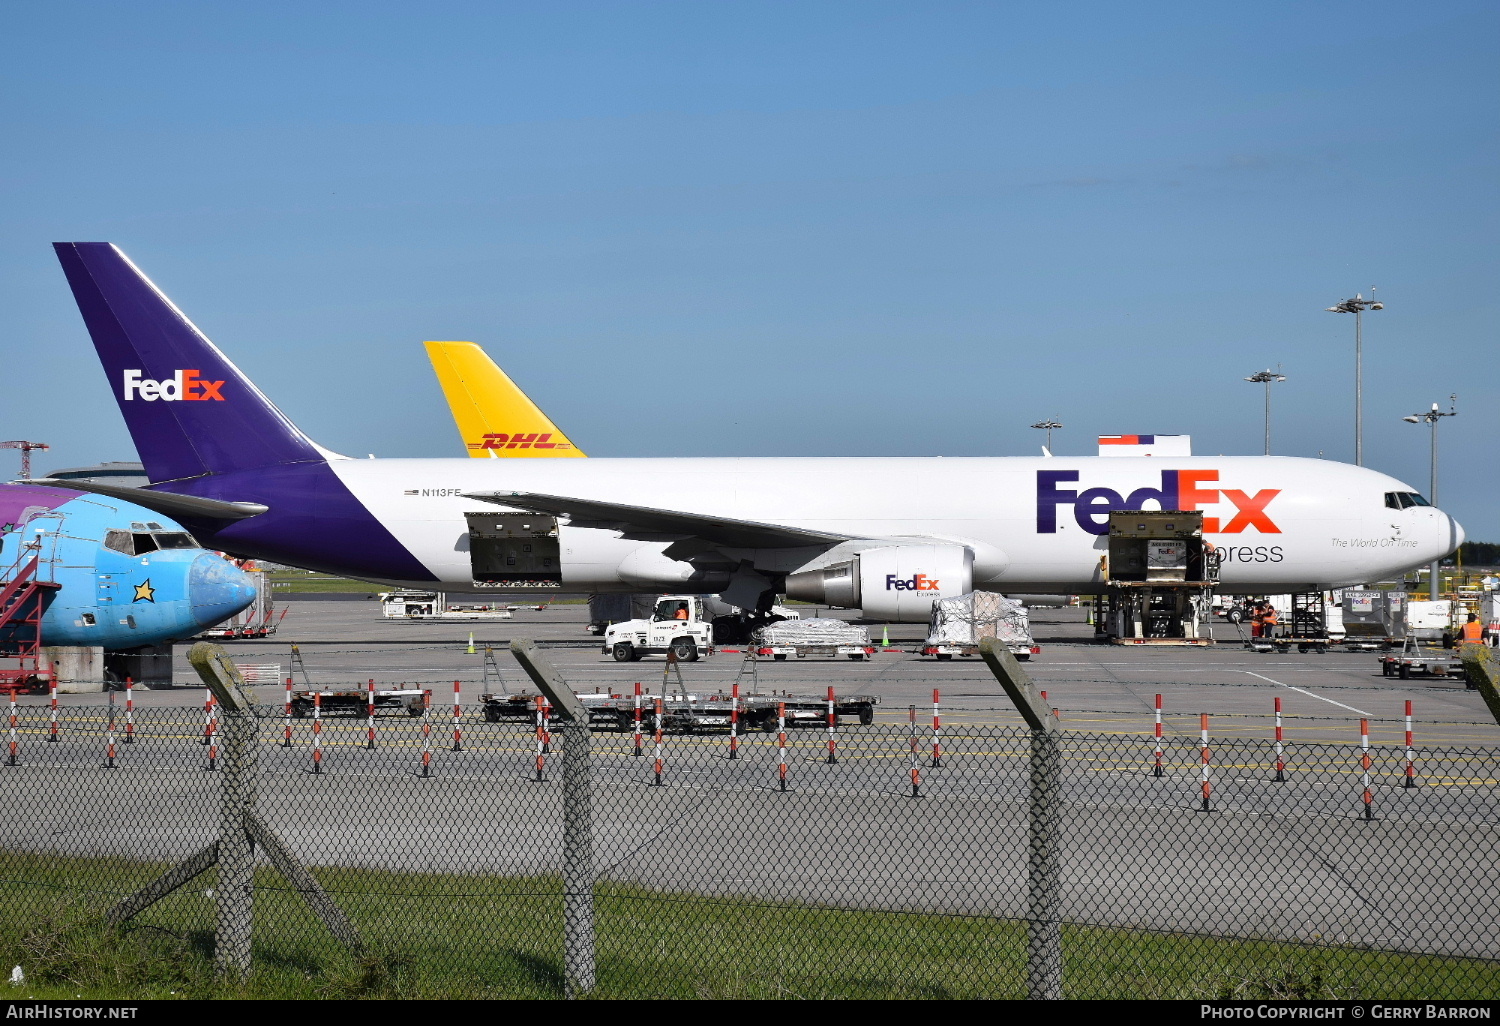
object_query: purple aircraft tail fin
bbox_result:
[53,243,327,484]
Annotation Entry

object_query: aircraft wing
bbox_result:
[30,479,268,521]
[462,490,851,550]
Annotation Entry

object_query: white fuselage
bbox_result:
[320,454,1461,594]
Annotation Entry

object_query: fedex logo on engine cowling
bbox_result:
[122,369,225,401]
[887,574,940,591]
[1037,470,1280,536]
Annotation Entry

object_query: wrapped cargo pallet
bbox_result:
[925,592,1034,653]
[755,618,870,647]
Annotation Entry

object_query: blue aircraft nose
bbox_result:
[188,552,257,627]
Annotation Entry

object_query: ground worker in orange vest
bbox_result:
[1259,602,1279,639]
[1458,614,1485,646]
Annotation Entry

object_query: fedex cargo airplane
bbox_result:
[45,243,1463,622]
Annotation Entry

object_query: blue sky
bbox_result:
[3,1,1495,539]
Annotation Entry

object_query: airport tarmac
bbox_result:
[26,597,1498,748]
[7,598,1498,962]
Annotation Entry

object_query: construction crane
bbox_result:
[0,441,49,481]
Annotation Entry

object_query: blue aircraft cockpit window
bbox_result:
[1406,493,1431,507]
[131,534,159,554]
[152,532,196,549]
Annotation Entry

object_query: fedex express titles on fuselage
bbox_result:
[50,242,1462,619]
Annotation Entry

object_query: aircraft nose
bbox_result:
[188,552,257,626]
[1448,512,1466,553]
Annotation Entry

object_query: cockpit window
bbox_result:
[104,529,196,555]
[1385,491,1431,510]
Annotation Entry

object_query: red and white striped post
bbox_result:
[777,702,788,792]
[200,689,214,745]
[420,690,433,778]
[282,677,294,748]
[825,687,838,765]
[205,695,218,772]
[652,697,664,786]
[728,682,740,761]
[632,683,643,758]
[534,696,548,782]
[451,680,463,752]
[7,691,18,766]
[103,691,117,770]
[1198,713,1211,812]
[1273,697,1286,782]
[310,690,324,774]
[365,679,377,750]
[1403,700,1417,789]
[1360,718,1374,821]
[908,704,921,798]
[1152,694,1164,777]
[931,688,942,768]
[123,678,135,745]
[46,679,58,743]
[540,697,552,754]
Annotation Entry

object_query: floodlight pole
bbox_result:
[1403,397,1457,600]
[1326,292,1383,466]
[1244,369,1286,456]
[1030,419,1063,453]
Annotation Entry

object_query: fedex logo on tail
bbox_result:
[122,369,225,402]
[1037,470,1280,536]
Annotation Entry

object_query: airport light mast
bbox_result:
[1030,419,1063,454]
[1243,369,1286,456]
[1325,291,1383,466]
[1403,395,1457,600]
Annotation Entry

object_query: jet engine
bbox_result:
[785,543,974,621]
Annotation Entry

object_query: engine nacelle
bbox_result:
[785,544,974,622]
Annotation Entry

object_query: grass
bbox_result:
[3,854,1498,1000]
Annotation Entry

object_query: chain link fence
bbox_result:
[3,681,1499,999]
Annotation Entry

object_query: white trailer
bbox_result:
[378,589,514,621]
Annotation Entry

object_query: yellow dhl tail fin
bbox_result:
[424,341,587,458]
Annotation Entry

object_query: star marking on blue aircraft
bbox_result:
[132,579,156,603]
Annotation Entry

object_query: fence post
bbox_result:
[192,647,259,979]
[979,637,1062,1001]
[107,644,361,965]
[509,639,596,998]
[560,718,596,998]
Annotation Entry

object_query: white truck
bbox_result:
[603,595,715,662]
